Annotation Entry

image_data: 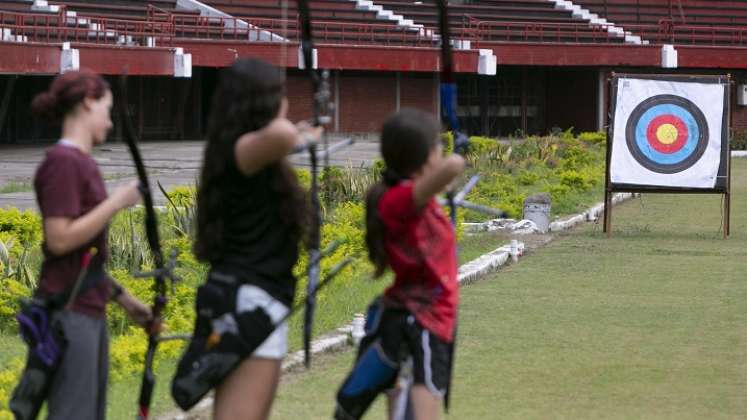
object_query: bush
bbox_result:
[0,208,41,248]
[0,358,24,419]
[559,170,595,192]
[578,131,607,145]
[517,170,540,186]
[0,279,29,332]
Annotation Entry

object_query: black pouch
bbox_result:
[9,260,104,420]
[9,298,66,420]
[171,279,238,410]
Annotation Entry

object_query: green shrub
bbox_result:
[559,170,595,192]
[517,170,540,186]
[0,208,41,248]
[578,131,607,145]
[0,358,23,419]
[0,278,29,332]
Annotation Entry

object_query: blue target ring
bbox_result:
[625,95,708,174]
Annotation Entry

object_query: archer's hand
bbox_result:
[117,292,156,329]
[111,180,142,210]
[296,120,324,148]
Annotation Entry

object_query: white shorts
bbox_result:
[236,284,290,360]
[253,320,288,359]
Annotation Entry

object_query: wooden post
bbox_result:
[724,191,731,239]
[725,140,732,238]
[604,73,615,238]
[724,74,733,238]
[604,189,613,237]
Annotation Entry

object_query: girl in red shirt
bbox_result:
[335,109,465,420]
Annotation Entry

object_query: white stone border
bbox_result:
[732,151,747,158]
[549,192,634,232]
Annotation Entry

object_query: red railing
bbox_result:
[162,14,436,46]
[2,8,747,48]
[625,21,747,46]
[460,20,624,44]
[0,9,175,45]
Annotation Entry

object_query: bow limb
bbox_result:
[436,0,474,412]
[297,0,324,369]
[118,74,168,420]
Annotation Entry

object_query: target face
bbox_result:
[625,94,709,174]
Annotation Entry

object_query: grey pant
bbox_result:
[47,311,109,420]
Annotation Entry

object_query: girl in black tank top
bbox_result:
[177,59,321,419]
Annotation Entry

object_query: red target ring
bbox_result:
[645,114,688,154]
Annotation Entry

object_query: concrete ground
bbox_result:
[0,135,379,210]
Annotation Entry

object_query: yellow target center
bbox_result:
[656,124,678,145]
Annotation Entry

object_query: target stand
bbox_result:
[604,73,732,238]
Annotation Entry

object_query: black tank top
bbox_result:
[210,158,299,305]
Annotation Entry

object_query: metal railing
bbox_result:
[2,7,747,48]
[625,20,747,46]
[0,9,175,44]
[460,20,625,44]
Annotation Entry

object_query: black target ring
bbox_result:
[625,94,709,174]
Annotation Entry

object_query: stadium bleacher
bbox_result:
[573,0,747,45]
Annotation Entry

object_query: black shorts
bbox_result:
[360,305,452,396]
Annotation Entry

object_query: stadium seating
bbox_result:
[369,0,625,43]
[574,0,747,45]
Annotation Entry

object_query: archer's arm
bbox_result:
[234,100,322,176]
[413,150,465,209]
[45,181,141,256]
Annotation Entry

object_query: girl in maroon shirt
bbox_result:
[29,70,152,419]
[335,109,465,420]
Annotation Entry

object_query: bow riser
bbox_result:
[119,75,172,420]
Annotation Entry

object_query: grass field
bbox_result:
[267,161,747,419]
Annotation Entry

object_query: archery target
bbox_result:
[610,77,727,189]
[625,94,708,174]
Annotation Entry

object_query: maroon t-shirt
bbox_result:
[34,143,111,318]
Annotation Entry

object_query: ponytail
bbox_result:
[366,108,439,278]
[365,167,407,278]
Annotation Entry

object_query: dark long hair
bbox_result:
[32,69,109,122]
[194,58,308,261]
[366,108,440,277]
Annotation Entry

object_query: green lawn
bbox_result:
[269,160,747,419]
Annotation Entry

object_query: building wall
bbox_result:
[338,72,397,133]
[400,72,438,114]
[285,71,436,133]
[732,72,747,133]
[545,69,598,134]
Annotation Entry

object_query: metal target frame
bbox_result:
[604,73,732,238]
